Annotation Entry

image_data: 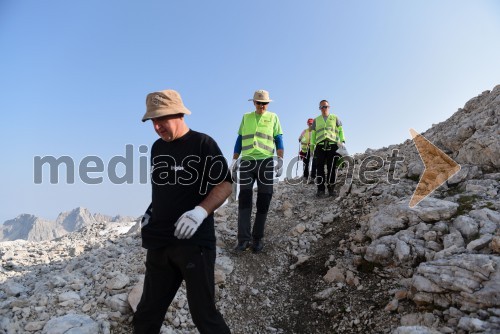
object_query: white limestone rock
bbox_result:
[452,215,479,241]
[393,326,441,334]
[105,272,130,290]
[105,293,130,313]
[410,254,500,311]
[313,287,336,300]
[2,281,27,297]
[466,234,493,251]
[394,240,411,263]
[409,198,459,223]
[442,229,465,249]
[58,291,81,302]
[42,314,98,334]
[364,237,394,265]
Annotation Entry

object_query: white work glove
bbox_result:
[228,159,239,203]
[275,157,283,178]
[336,143,349,157]
[230,158,239,181]
[174,206,208,239]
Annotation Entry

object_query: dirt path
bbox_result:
[218,183,411,334]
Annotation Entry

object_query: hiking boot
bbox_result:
[328,186,337,197]
[316,190,326,198]
[252,239,264,253]
[234,240,251,252]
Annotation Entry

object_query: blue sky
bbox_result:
[1,0,499,224]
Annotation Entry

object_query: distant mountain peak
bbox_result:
[1,207,136,242]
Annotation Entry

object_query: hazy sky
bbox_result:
[1,0,499,224]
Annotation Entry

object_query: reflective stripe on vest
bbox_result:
[300,129,311,152]
[315,114,340,143]
[241,112,276,156]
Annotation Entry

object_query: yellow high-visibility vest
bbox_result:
[315,114,340,144]
[300,129,312,152]
[241,112,276,158]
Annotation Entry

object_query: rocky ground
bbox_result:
[0,85,499,333]
[217,184,411,334]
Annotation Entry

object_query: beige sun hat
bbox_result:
[142,89,191,122]
[248,89,273,102]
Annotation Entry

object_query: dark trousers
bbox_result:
[238,158,274,242]
[303,148,316,179]
[314,142,339,192]
[133,244,231,334]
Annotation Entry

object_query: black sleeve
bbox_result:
[198,135,232,196]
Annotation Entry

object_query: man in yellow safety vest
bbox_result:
[298,118,316,183]
[232,89,284,253]
[310,99,346,198]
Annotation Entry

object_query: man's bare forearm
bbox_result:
[199,181,232,215]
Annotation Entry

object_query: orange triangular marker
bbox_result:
[409,128,461,208]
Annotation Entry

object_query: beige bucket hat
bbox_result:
[142,89,191,122]
[248,89,272,102]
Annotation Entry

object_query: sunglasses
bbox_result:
[255,101,269,106]
[320,105,330,109]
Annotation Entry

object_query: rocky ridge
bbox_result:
[0,85,499,333]
[0,208,137,242]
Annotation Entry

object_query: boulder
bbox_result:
[42,314,98,334]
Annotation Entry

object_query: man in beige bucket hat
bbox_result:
[232,89,284,253]
[141,90,191,122]
[134,89,232,333]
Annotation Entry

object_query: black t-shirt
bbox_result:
[141,130,232,250]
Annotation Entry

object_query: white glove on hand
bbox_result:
[336,143,349,157]
[275,157,283,178]
[174,206,208,239]
[230,158,239,181]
